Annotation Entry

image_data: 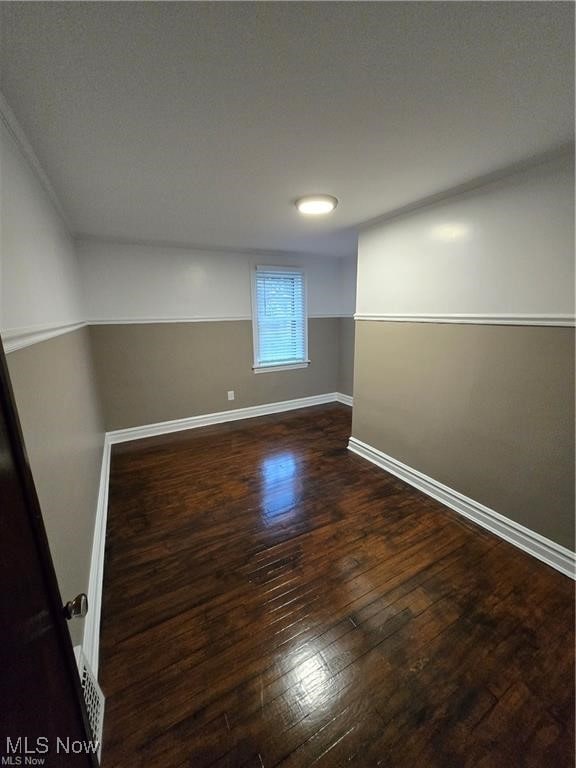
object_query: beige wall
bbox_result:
[338,318,355,397]
[6,328,105,645]
[89,318,346,431]
[352,321,575,550]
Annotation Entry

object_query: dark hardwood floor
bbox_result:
[100,404,574,767]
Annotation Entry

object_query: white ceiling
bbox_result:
[0,2,573,258]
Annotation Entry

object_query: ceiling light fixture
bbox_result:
[295,195,338,216]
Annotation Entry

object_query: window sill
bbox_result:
[253,361,311,374]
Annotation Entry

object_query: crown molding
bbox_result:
[359,142,575,233]
[354,313,576,327]
[0,91,71,231]
[75,232,356,261]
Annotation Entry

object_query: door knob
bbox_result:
[64,593,88,620]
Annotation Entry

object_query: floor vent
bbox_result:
[74,646,105,761]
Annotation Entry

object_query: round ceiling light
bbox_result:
[295,195,338,215]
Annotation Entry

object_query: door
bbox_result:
[0,339,98,767]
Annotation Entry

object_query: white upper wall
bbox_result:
[78,239,357,322]
[356,155,575,318]
[338,255,357,318]
[0,120,83,332]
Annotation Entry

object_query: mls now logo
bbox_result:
[2,737,99,765]
[2,737,48,765]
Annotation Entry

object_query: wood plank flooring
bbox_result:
[100,404,574,767]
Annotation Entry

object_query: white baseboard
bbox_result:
[82,438,111,675]
[348,436,575,579]
[336,392,354,407]
[107,392,351,444]
[84,392,352,676]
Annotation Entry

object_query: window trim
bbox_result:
[251,265,310,373]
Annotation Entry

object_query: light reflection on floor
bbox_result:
[259,452,343,715]
[275,641,340,717]
[290,652,335,710]
[260,451,300,523]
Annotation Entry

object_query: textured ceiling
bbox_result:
[0,2,573,257]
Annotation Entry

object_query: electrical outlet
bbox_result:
[227,390,235,401]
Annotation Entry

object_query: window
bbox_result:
[251,266,309,372]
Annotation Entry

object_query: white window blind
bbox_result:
[252,267,308,370]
